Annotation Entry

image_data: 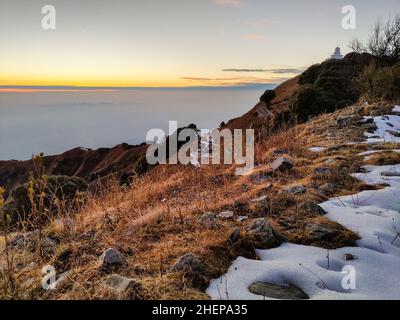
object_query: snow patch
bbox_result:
[364,115,400,144]
[309,147,327,153]
[207,111,400,300]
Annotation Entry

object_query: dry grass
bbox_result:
[0,103,391,300]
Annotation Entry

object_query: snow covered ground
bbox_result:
[207,106,400,300]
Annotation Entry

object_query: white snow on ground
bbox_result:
[309,147,327,153]
[359,149,400,156]
[207,110,400,300]
[364,114,400,144]
[394,105,400,112]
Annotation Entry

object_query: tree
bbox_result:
[350,14,400,63]
[260,90,276,105]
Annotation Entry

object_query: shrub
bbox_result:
[260,90,276,105]
[289,85,335,122]
[357,61,400,102]
[1,175,88,229]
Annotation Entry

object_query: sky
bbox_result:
[0,0,399,88]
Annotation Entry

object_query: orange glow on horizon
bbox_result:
[0,88,118,93]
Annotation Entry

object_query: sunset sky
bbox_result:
[1,0,399,88]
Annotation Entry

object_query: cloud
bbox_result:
[222,69,268,72]
[181,76,286,86]
[222,68,305,74]
[212,0,241,6]
[241,33,265,41]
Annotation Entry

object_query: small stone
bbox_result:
[337,115,363,127]
[280,185,307,195]
[248,218,276,248]
[299,201,327,216]
[229,228,241,243]
[249,281,309,300]
[306,223,339,241]
[103,274,141,294]
[170,253,204,274]
[272,149,289,155]
[271,157,294,172]
[343,253,356,261]
[363,123,378,133]
[217,211,235,220]
[199,212,218,229]
[99,248,127,271]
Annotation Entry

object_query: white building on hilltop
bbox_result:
[327,46,344,60]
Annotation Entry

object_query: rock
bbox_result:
[314,167,335,175]
[272,149,289,155]
[249,281,309,300]
[280,185,307,195]
[229,228,241,243]
[271,157,294,172]
[237,216,249,222]
[381,171,400,177]
[199,212,218,229]
[8,234,26,250]
[319,183,336,196]
[99,248,127,271]
[306,223,340,241]
[170,253,204,274]
[217,211,235,220]
[336,115,364,127]
[247,218,276,248]
[299,201,327,216]
[363,123,378,133]
[343,253,356,261]
[8,231,56,255]
[103,274,141,294]
[386,130,400,137]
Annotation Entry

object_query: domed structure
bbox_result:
[327,46,343,60]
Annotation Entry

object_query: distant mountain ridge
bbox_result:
[0,143,149,197]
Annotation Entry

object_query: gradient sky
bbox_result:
[1,0,399,87]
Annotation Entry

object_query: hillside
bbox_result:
[1,51,400,300]
[0,143,149,197]
[1,95,399,299]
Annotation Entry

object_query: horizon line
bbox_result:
[0,83,279,92]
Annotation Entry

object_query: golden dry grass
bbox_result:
[0,103,393,300]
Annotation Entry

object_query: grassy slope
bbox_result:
[2,100,399,300]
